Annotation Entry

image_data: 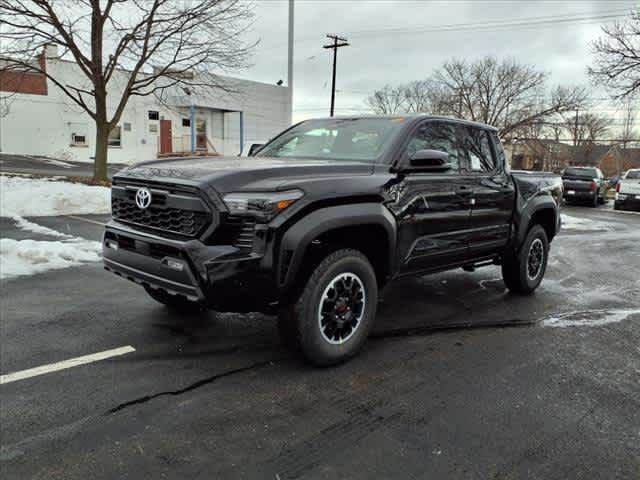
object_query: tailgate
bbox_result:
[620,179,640,195]
[563,177,593,191]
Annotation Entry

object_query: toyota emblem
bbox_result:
[135,188,152,209]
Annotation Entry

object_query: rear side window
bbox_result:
[405,122,460,171]
[459,127,496,172]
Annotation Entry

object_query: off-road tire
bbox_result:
[278,249,378,366]
[144,286,204,312]
[501,225,549,295]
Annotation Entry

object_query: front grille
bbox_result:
[111,184,212,237]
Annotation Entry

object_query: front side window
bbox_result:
[460,127,495,172]
[404,122,460,171]
[108,125,121,147]
[257,118,405,162]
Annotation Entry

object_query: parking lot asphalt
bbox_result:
[0,153,125,179]
[1,206,639,479]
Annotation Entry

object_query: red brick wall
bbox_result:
[0,54,48,96]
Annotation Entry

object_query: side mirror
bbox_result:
[248,143,264,156]
[406,149,452,172]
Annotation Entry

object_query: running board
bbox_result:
[462,257,501,272]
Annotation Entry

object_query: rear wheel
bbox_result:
[144,286,203,312]
[501,225,549,295]
[278,249,378,366]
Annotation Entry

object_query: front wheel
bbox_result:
[501,225,549,295]
[278,249,378,366]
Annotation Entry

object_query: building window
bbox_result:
[148,110,159,120]
[108,126,122,147]
[70,122,88,146]
[149,124,158,134]
[182,118,191,127]
[123,122,132,132]
[71,134,87,146]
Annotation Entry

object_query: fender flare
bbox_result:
[514,196,559,249]
[277,203,397,288]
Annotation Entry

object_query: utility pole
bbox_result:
[573,108,579,147]
[323,34,349,117]
[287,0,294,124]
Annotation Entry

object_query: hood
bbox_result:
[114,156,375,193]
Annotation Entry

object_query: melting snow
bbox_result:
[11,215,73,238]
[0,216,102,280]
[0,237,102,280]
[543,309,640,328]
[0,175,110,217]
[561,214,613,231]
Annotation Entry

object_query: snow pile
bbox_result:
[543,308,640,328]
[0,175,110,217]
[561,214,612,231]
[0,237,102,280]
[0,215,102,280]
[11,215,73,238]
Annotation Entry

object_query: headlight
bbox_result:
[223,190,304,220]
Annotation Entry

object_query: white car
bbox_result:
[615,169,640,211]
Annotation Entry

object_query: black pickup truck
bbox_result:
[561,166,607,207]
[103,116,562,365]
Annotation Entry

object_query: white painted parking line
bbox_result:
[0,346,135,385]
[65,215,108,226]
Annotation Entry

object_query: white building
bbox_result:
[0,46,292,164]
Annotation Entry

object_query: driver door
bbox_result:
[389,121,474,274]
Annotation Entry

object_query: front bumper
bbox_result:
[103,220,278,312]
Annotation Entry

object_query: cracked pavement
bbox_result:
[1,206,639,479]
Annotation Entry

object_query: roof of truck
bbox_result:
[306,114,499,132]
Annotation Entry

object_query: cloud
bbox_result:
[240,0,637,121]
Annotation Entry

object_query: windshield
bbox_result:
[256,118,406,162]
[564,167,596,178]
[625,170,640,179]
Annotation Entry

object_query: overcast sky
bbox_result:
[239,0,638,123]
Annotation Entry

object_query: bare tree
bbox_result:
[431,57,587,138]
[564,112,610,146]
[365,85,406,114]
[589,10,640,99]
[0,0,255,181]
[620,95,638,149]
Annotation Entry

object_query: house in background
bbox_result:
[510,139,573,173]
[0,45,292,164]
[593,147,640,177]
[509,138,640,176]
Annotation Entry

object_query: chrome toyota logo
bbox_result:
[135,188,152,209]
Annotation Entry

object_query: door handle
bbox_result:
[455,185,473,196]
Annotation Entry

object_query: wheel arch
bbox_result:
[515,197,560,249]
[277,203,397,293]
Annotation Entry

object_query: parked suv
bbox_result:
[561,166,607,207]
[103,116,562,365]
[615,169,640,211]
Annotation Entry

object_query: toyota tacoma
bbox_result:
[103,116,562,365]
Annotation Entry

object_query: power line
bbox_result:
[258,8,633,53]
[347,9,632,37]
